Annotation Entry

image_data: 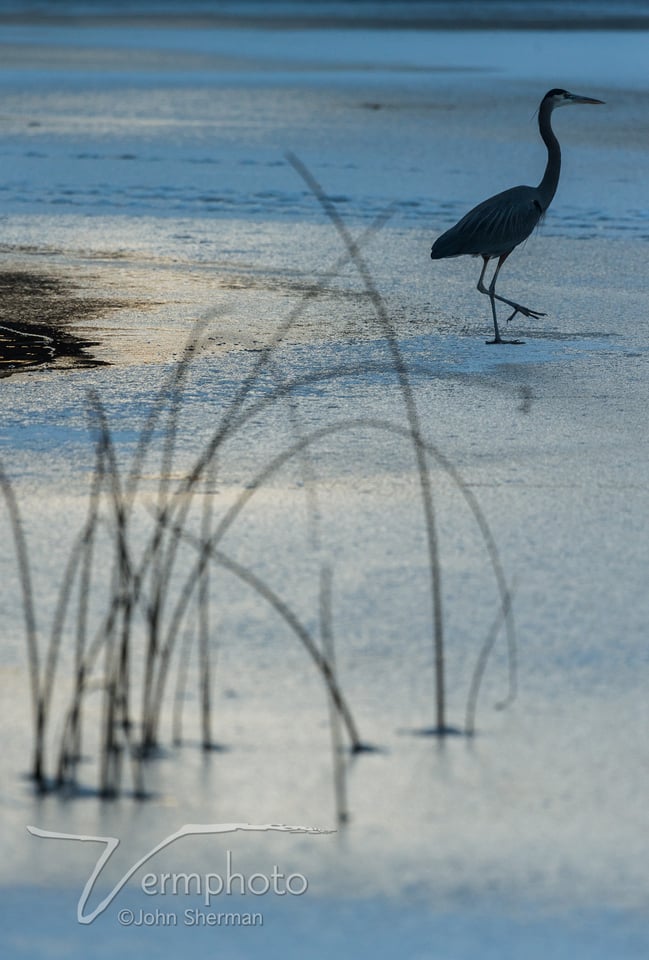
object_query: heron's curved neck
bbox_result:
[537,99,561,211]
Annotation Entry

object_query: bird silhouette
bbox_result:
[430,89,604,344]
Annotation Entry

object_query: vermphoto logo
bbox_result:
[28,821,334,925]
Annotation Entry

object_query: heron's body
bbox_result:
[431,185,544,259]
[430,89,604,343]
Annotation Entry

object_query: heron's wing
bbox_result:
[431,186,543,259]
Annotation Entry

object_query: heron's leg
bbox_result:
[489,253,545,321]
[484,254,525,345]
[476,256,503,343]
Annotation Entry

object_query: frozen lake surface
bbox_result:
[1,4,649,958]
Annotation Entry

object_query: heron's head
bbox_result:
[543,88,605,108]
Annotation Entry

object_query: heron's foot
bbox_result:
[505,304,545,322]
[486,337,525,345]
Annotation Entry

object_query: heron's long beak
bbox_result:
[569,94,605,105]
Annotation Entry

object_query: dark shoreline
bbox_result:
[0,271,117,377]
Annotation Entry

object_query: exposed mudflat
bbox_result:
[0,269,121,374]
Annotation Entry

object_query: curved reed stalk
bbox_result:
[149,527,365,753]
[148,417,513,742]
[287,154,448,732]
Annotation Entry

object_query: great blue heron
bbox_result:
[430,89,604,344]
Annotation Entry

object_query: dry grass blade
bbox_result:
[320,564,349,824]
[0,462,44,785]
